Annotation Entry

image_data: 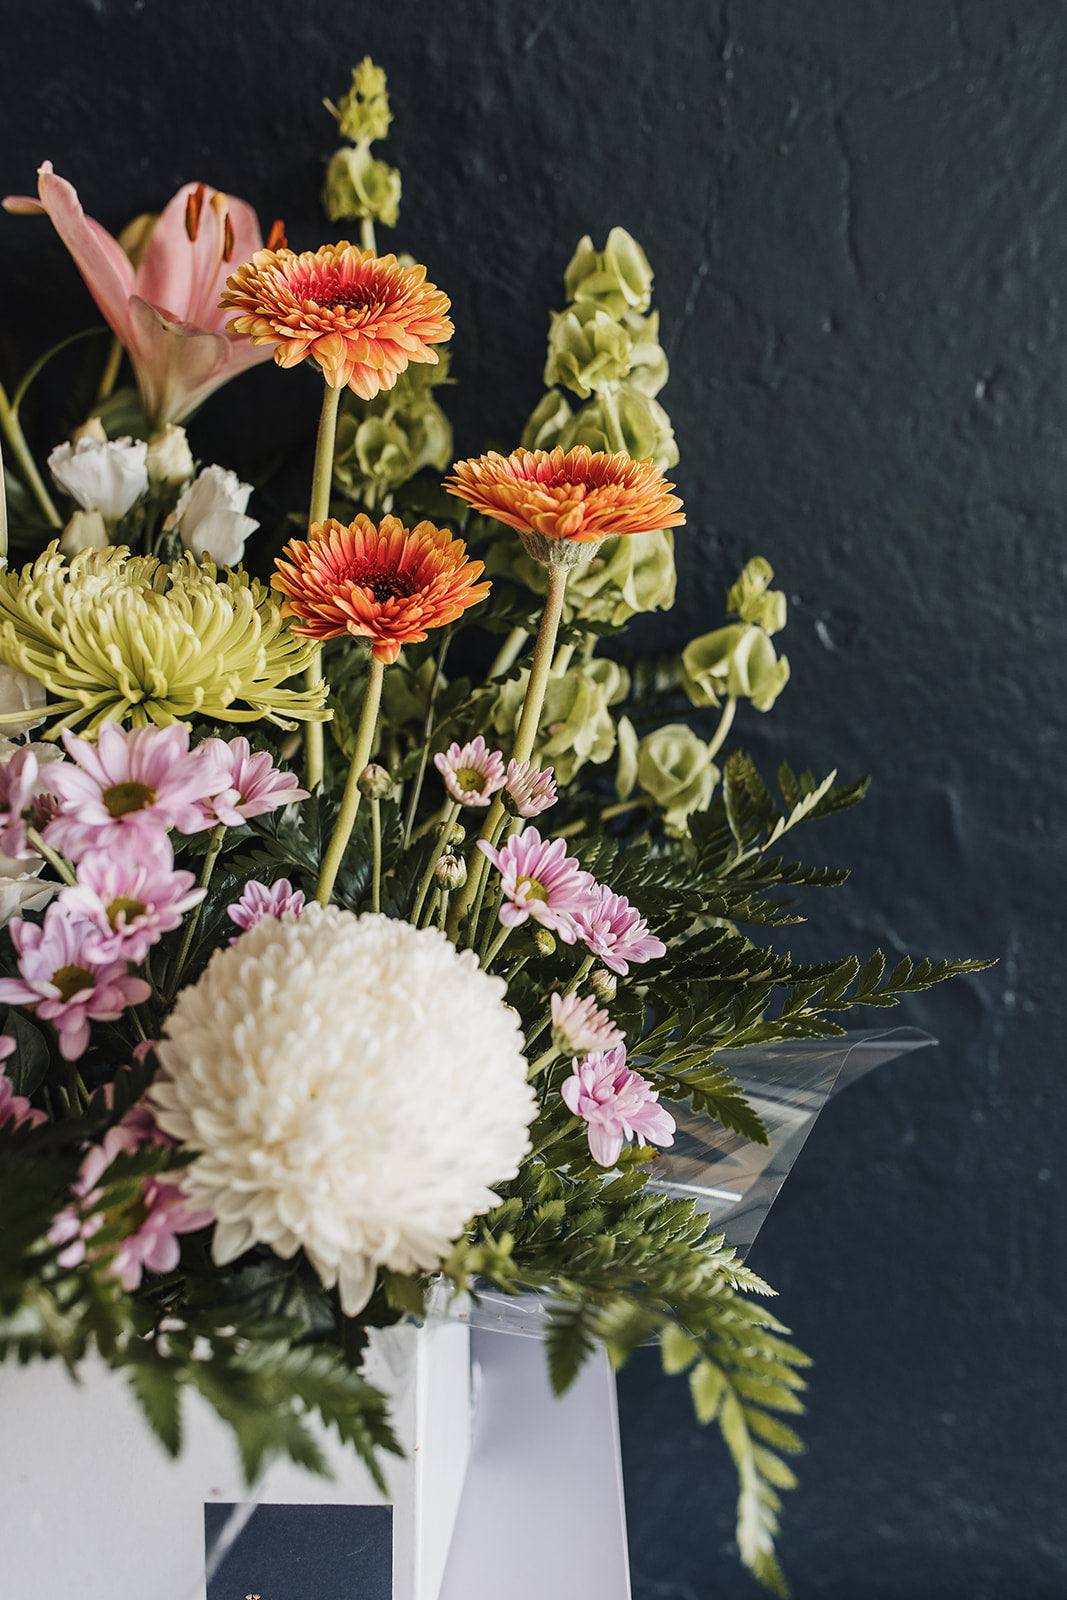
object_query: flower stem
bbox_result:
[487,625,529,679]
[24,826,75,887]
[436,888,450,931]
[370,796,383,913]
[477,878,506,963]
[0,377,61,528]
[410,799,460,925]
[165,823,226,1000]
[95,336,124,405]
[303,379,343,790]
[361,218,377,254]
[529,1045,559,1078]
[481,920,513,970]
[316,654,386,905]
[705,694,737,760]
[448,563,570,939]
[401,628,451,849]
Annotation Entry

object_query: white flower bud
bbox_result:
[71,417,107,445]
[59,508,108,556]
[166,464,258,567]
[146,424,195,487]
[48,434,149,519]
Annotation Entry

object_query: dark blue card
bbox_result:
[204,1502,392,1600]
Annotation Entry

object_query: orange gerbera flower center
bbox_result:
[272,514,491,665]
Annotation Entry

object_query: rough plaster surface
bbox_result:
[1,2,1064,1595]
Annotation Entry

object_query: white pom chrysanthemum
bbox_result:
[150,905,535,1314]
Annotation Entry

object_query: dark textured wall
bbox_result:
[2,3,1064,1596]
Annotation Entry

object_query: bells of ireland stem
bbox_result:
[564,227,654,318]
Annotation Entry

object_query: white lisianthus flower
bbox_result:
[151,906,536,1314]
[166,464,258,567]
[0,662,48,735]
[48,435,149,519]
[0,851,55,924]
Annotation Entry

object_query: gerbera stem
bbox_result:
[303,379,343,790]
[448,563,570,940]
[0,378,62,528]
[24,826,76,887]
[370,796,383,913]
[316,654,386,905]
[411,799,461,926]
[361,219,377,253]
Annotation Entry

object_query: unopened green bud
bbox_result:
[434,852,467,890]
[533,927,557,958]
[564,227,654,318]
[322,145,401,227]
[357,762,392,800]
[329,58,393,144]
[589,968,617,1003]
[435,819,466,846]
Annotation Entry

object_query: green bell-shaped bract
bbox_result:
[681,622,791,713]
[727,556,787,635]
[492,659,630,786]
[564,227,655,318]
[323,144,402,228]
[330,58,394,145]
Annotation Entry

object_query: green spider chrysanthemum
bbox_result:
[0,544,329,736]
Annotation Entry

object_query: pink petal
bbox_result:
[34,163,135,343]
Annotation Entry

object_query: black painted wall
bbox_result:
[2,3,1064,1596]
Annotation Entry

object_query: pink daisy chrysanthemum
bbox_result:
[0,903,151,1060]
[434,735,506,807]
[0,746,44,859]
[503,759,557,819]
[58,834,205,964]
[0,1036,45,1130]
[550,991,624,1056]
[477,827,594,942]
[50,1103,211,1290]
[561,1045,676,1167]
[43,723,228,861]
[226,877,306,941]
[572,884,667,975]
[195,736,309,827]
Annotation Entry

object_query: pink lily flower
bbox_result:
[4,163,278,428]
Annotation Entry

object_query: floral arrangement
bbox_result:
[0,61,986,1593]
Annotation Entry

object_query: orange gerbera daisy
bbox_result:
[272,515,490,663]
[444,445,685,547]
[221,243,453,398]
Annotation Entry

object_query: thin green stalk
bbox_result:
[449,563,570,937]
[705,694,737,760]
[401,629,451,848]
[436,888,450,931]
[361,218,377,253]
[551,641,575,677]
[465,808,510,951]
[528,1044,559,1078]
[95,336,124,404]
[370,796,383,913]
[165,824,226,1000]
[10,327,104,415]
[487,625,529,679]
[410,799,461,925]
[525,953,594,1051]
[477,878,506,963]
[24,826,75,886]
[303,379,343,790]
[317,655,386,905]
[481,920,513,970]
[0,376,61,527]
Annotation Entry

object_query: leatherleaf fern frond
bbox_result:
[444,1160,810,1597]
